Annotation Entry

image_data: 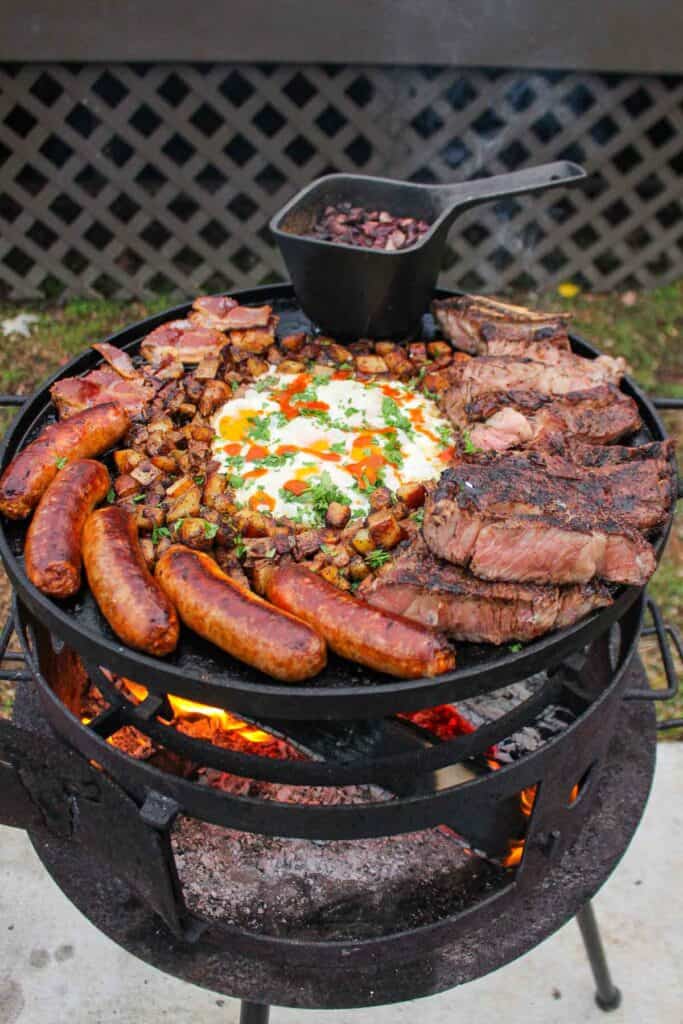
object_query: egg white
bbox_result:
[211,368,453,524]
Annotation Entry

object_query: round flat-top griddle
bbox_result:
[0,285,674,720]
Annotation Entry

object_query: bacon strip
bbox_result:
[92,342,139,379]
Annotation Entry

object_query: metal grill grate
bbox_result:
[0,63,681,300]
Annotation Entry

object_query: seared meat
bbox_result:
[442,354,626,426]
[423,461,658,585]
[360,537,611,644]
[50,366,155,418]
[141,320,227,365]
[464,385,641,451]
[190,296,272,331]
[432,295,570,355]
[430,448,672,533]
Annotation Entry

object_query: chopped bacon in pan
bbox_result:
[91,342,140,379]
[50,367,155,419]
[140,321,227,364]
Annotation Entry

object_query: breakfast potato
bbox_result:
[351,528,375,555]
[396,481,426,509]
[325,501,351,528]
[166,483,201,522]
[355,354,388,375]
[178,517,214,551]
[113,449,143,474]
[368,511,402,550]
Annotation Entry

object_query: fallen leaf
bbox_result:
[557,282,580,299]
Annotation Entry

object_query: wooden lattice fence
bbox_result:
[0,63,681,300]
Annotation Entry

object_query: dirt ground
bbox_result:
[0,284,680,733]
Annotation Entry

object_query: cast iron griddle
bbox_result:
[0,285,673,719]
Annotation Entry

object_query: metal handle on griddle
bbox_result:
[624,598,681,722]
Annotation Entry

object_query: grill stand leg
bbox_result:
[239,1002,271,1024]
[576,901,622,1011]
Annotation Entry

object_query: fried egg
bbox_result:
[211,367,454,524]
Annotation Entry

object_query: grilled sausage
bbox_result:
[265,563,456,678]
[25,459,111,598]
[82,506,179,656]
[155,545,327,681]
[0,402,129,519]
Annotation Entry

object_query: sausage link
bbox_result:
[25,459,111,598]
[266,563,456,678]
[0,402,129,519]
[82,506,179,656]
[155,545,326,682]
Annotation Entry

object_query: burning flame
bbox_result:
[501,781,581,867]
[121,679,272,744]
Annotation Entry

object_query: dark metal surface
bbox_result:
[23,687,657,1008]
[624,597,681,702]
[0,284,674,721]
[3,2,683,71]
[576,902,623,1012]
[271,163,585,338]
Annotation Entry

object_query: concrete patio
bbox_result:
[0,743,680,1024]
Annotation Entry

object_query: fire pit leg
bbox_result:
[576,901,622,1011]
[239,1001,271,1024]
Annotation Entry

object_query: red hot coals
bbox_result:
[308,202,431,251]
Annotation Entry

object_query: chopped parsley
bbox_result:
[461,428,482,455]
[509,642,523,653]
[246,416,271,443]
[131,493,145,503]
[228,474,245,489]
[151,525,171,544]
[436,424,454,448]
[330,441,347,454]
[253,374,279,393]
[106,488,115,504]
[279,470,350,525]
[382,432,404,467]
[381,396,413,436]
[194,475,205,485]
[204,521,218,540]
[365,549,391,569]
[234,534,247,559]
[264,546,276,558]
[230,379,239,392]
[54,456,68,469]
[411,508,425,525]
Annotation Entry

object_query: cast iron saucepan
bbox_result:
[270,161,586,339]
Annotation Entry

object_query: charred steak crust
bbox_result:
[423,457,660,586]
[432,295,570,355]
[360,537,612,645]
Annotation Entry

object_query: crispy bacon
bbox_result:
[140,321,226,365]
[91,342,139,379]
[190,295,273,331]
[51,367,154,419]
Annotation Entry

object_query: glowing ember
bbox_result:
[400,704,475,740]
[503,783,538,868]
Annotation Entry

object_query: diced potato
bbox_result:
[113,449,143,474]
[325,501,351,529]
[178,402,197,418]
[347,556,370,582]
[198,380,230,417]
[408,342,428,364]
[166,476,195,499]
[267,345,283,365]
[351,528,375,555]
[383,350,413,378]
[189,423,214,442]
[148,416,174,434]
[246,357,269,378]
[134,505,166,532]
[374,341,397,355]
[427,341,452,359]
[155,535,172,558]
[178,517,214,551]
[194,356,220,379]
[139,538,156,568]
[328,342,353,364]
[319,564,341,587]
[422,368,452,395]
[183,377,204,402]
[155,360,184,381]
[324,544,351,568]
[396,481,426,509]
[368,511,402,550]
[234,509,272,538]
[166,484,201,522]
[280,332,306,353]
[150,455,176,474]
[278,359,306,374]
[368,487,392,511]
[294,529,324,559]
[203,469,226,508]
[251,560,276,596]
[355,354,388,375]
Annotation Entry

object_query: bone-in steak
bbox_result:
[360,537,612,645]
[432,295,570,355]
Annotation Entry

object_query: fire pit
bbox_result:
[0,285,680,1023]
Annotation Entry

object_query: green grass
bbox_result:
[0,282,681,732]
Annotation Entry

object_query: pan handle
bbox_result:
[0,394,30,407]
[651,397,683,411]
[432,160,586,222]
[624,597,681,715]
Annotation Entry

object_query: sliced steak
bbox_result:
[360,537,611,644]
[465,384,641,451]
[423,463,658,586]
[432,295,570,355]
[442,355,626,425]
